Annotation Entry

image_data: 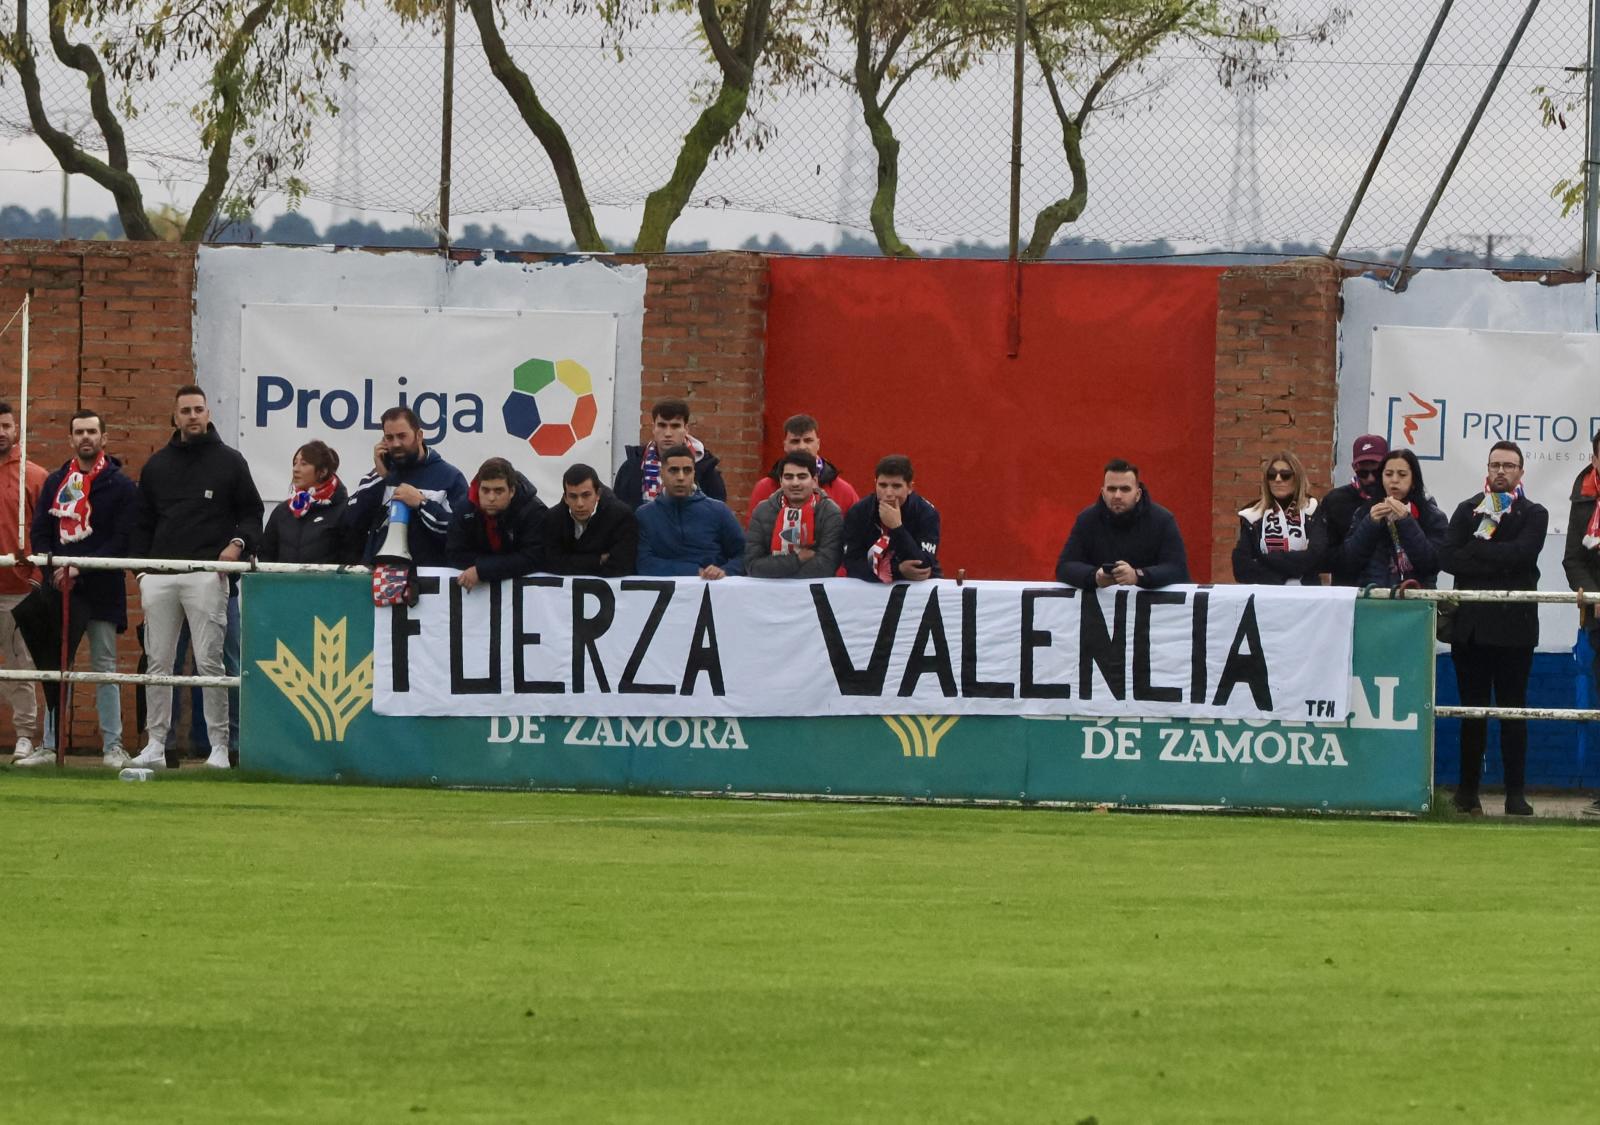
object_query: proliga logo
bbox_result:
[502,357,599,456]
[1385,392,1446,461]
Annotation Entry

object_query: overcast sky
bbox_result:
[0,0,1589,258]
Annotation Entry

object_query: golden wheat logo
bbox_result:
[881,715,959,758]
[256,617,374,742]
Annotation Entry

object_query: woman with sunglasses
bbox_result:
[1232,451,1326,584]
[1340,448,1448,588]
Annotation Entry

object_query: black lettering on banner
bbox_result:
[899,591,956,697]
[1079,589,1128,700]
[1213,594,1273,710]
[1133,590,1185,703]
[389,576,440,692]
[960,587,1015,698]
[1189,591,1210,704]
[571,579,615,693]
[512,576,564,693]
[1020,588,1073,699]
[450,576,503,694]
[811,583,908,696]
[619,580,675,695]
[680,586,726,696]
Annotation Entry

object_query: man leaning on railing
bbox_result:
[1561,430,1600,819]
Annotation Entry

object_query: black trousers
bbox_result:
[1451,642,1534,794]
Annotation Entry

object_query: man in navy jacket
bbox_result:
[1057,458,1190,589]
[841,455,941,583]
[446,458,548,589]
[636,445,744,578]
[342,406,469,567]
[24,409,137,767]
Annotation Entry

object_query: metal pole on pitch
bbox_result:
[437,0,456,254]
[1329,0,1453,260]
[1583,0,1600,273]
[1388,0,1543,289]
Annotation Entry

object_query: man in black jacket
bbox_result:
[543,463,637,577]
[612,398,726,509]
[1441,441,1548,817]
[127,386,263,771]
[20,410,137,768]
[1321,434,1388,586]
[842,455,940,583]
[1057,459,1189,589]
[446,457,548,589]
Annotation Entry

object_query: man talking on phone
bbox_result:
[1056,458,1189,589]
[342,406,469,566]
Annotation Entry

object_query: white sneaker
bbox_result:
[204,748,232,770]
[12,737,33,761]
[128,744,168,770]
[15,748,55,768]
[102,746,131,769]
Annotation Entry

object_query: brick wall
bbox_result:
[625,251,769,514]
[0,240,198,752]
[1211,258,1342,580]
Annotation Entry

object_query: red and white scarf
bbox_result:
[288,474,340,519]
[867,525,894,583]
[770,494,819,556]
[1581,467,1600,550]
[1257,502,1310,554]
[49,452,107,544]
[641,435,707,502]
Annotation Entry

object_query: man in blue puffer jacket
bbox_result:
[636,445,745,579]
[342,406,469,567]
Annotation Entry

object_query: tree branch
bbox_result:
[183,0,279,242]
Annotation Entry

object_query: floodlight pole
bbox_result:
[1388,0,1543,289]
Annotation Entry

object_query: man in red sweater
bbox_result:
[0,401,48,762]
[746,413,858,521]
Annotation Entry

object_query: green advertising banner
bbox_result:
[241,574,1435,813]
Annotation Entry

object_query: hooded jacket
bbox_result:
[446,472,549,581]
[636,490,745,577]
[744,492,845,579]
[1561,465,1600,598]
[258,479,351,565]
[32,454,136,628]
[746,457,859,521]
[1441,490,1547,648]
[0,445,47,595]
[1056,487,1189,589]
[343,447,469,567]
[1232,497,1327,585]
[543,488,638,578]
[130,425,263,561]
[613,442,727,510]
[1339,492,1449,588]
[841,492,941,582]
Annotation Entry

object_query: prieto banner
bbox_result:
[239,303,618,506]
[371,574,1356,721]
[1370,326,1600,534]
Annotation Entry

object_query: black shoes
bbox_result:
[1504,792,1534,817]
[1452,791,1483,816]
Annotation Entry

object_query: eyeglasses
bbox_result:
[1266,470,1296,481]
[1486,462,1521,472]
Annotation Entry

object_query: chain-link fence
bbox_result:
[0,0,1591,261]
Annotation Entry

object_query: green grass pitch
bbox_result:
[3,772,1596,1123]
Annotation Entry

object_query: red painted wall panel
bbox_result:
[761,259,1222,582]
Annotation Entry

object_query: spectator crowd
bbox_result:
[2,389,1592,819]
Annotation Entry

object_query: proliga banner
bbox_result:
[373,573,1356,721]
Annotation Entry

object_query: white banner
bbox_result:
[239,303,618,506]
[373,574,1356,721]
[1370,326,1600,534]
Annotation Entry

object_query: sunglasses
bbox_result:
[1266,469,1296,481]
[1354,467,1381,479]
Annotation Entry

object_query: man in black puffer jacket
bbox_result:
[1057,458,1189,589]
[127,386,263,771]
[447,457,548,589]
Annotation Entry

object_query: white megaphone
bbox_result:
[375,498,413,563]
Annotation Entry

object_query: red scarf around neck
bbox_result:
[770,493,819,555]
[288,474,340,519]
[50,452,107,544]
